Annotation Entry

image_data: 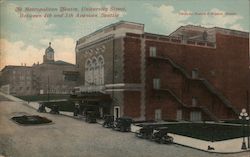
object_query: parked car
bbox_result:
[113,117,132,132]
[151,127,173,144]
[73,104,80,116]
[37,103,46,113]
[49,104,59,114]
[85,111,97,123]
[102,115,114,128]
[136,125,154,139]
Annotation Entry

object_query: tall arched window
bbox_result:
[98,55,104,85]
[92,57,98,85]
[85,59,92,85]
[85,55,104,86]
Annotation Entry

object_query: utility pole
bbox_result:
[247,91,250,148]
[47,76,50,102]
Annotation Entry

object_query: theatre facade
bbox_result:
[73,21,249,121]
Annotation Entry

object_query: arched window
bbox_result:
[85,59,92,85]
[85,55,104,86]
[98,55,105,85]
[92,57,98,85]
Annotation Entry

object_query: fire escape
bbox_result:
[148,55,239,121]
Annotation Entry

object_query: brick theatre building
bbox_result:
[73,21,249,121]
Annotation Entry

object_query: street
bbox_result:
[0,100,249,157]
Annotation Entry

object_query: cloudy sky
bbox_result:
[0,0,249,70]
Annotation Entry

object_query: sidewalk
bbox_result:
[131,126,250,154]
[169,133,250,154]
[1,92,250,154]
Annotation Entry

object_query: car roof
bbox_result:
[118,117,132,119]
[155,127,168,130]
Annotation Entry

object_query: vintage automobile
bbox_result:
[151,127,174,144]
[85,111,97,123]
[73,104,80,116]
[113,117,132,132]
[135,125,154,139]
[49,104,60,114]
[37,103,46,113]
[102,115,114,128]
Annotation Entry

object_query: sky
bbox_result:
[0,0,249,70]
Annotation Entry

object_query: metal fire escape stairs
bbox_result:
[149,56,239,120]
[159,88,218,121]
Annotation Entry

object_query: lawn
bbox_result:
[138,122,250,142]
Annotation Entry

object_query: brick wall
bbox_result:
[123,37,141,83]
[123,91,141,118]
[143,32,249,120]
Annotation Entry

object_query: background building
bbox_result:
[74,21,249,121]
[0,43,78,96]
[0,65,33,95]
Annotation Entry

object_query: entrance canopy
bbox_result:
[70,92,112,104]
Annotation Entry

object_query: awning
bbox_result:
[70,92,112,103]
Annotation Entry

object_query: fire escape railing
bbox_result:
[156,88,218,121]
[149,56,239,115]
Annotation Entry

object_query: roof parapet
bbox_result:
[77,21,144,47]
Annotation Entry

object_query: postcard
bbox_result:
[0,0,249,157]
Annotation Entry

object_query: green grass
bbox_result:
[17,94,70,102]
[223,119,249,124]
[139,122,250,142]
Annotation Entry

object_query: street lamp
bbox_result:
[239,108,250,150]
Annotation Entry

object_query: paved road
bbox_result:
[0,100,249,157]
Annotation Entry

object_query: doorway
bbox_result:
[155,109,162,121]
[176,110,182,121]
[114,106,120,120]
[190,111,201,121]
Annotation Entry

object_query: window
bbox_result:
[192,69,198,79]
[149,47,157,57]
[85,59,92,85]
[85,55,105,86]
[192,97,197,106]
[92,58,98,85]
[176,110,182,121]
[40,89,44,94]
[190,111,201,121]
[98,55,104,85]
[153,78,160,89]
[155,109,162,121]
[64,75,77,81]
[20,75,25,81]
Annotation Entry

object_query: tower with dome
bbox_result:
[43,42,55,63]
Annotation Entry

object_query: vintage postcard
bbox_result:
[0,0,249,157]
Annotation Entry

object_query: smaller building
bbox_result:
[0,65,33,95]
[0,42,78,96]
